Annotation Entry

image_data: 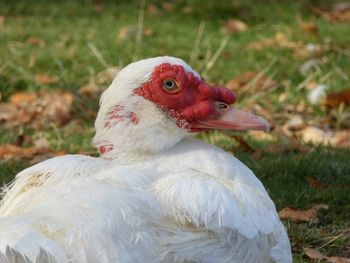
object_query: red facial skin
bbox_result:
[134,63,236,132]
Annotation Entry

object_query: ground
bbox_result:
[0,0,350,262]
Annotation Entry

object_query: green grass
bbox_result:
[1,0,350,261]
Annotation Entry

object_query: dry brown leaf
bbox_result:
[144,28,156,37]
[303,247,325,260]
[331,131,350,146]
[181,6,193,14]
[300,21,319,35]
[331,7,350,22]
[327,257,350,263]
[0,15,5,25]
[39,89,74,127]
[9,92,37,106]
[311,3,350,23]
[248,32,303,50]
[79,67,120,96]
[1,89,74,129]
[0,103,17,121]
[0,144,49,161]
[293,43,324,59]
[27,37,45,47]
[162,2,176,12]
[299,126,331,144]
[147,4,161,16]
[279,204,328,222]
[303,247,350,263]
[248,130,275,141]
[225,71,279,93]
[221,19,248,33]
[322,88,350,108]
[35,74,59,85]
[117,26,137,40]
[305,177,328,189]
[247,38,275,50]
[299,126,350,148]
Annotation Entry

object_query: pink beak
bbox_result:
[194,104,270,132]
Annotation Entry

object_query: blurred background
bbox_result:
[0,0,349,261]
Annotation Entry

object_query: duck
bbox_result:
[0,56,292,263]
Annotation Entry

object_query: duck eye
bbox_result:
[162,79,179,93]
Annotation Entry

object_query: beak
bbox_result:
[194,103,270,132]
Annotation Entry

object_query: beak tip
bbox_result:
[258,116,270,132]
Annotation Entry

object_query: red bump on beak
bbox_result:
[197,84,236,105]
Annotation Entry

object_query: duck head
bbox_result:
[93,56,268,161]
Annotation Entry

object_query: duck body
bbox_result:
[0,56,292,262]
[0,138,291,263]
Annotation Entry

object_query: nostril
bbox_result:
[215,102,229,111]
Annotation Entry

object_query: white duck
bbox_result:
[0,56,292,263]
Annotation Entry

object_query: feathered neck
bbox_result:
[93,95,187,164]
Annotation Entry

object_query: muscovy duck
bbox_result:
[0,56,292,263]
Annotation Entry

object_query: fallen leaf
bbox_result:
[333,2,350,12]
[327,257,350,263]
[303,247,350,263]
[0,144,49,161]
[33,137,50,149]
[39,89,74,127]
[299,126,333,145]
[1,89,74,129]
[79,67,120,96]
[293,43,324,59]
[27,37,45,47]
[311,3,350,23]
[221,18,248,33]
[322,88,350,108]
[225,71,279,93]
[305,176,328,189]
[181,6,193,14]
[331,3,350,22]
[117,26,137,41]
[35,74,59,85]
[331,130,350,147]
[0,15,5,25]
[299,126,350,148]
[147,4,161,16]
[0,103,17,121]
[162,2,176,12]
[9,92,37,106]
[303,247,325,260]
[93,3,105,12]
[143,27,156,37]
[247,38,275,50]
[300,21,319,35]
[279,204,328,222]
[248,32,303,50]
[285,115,305,130]
[248,130,275,141]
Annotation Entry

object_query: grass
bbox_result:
[1,0,350,261]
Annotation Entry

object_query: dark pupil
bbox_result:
[165,80,174,89]
[219,103,228,109]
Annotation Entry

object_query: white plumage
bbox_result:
[0,56,292,263]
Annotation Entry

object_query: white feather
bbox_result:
[0,56,292,263]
